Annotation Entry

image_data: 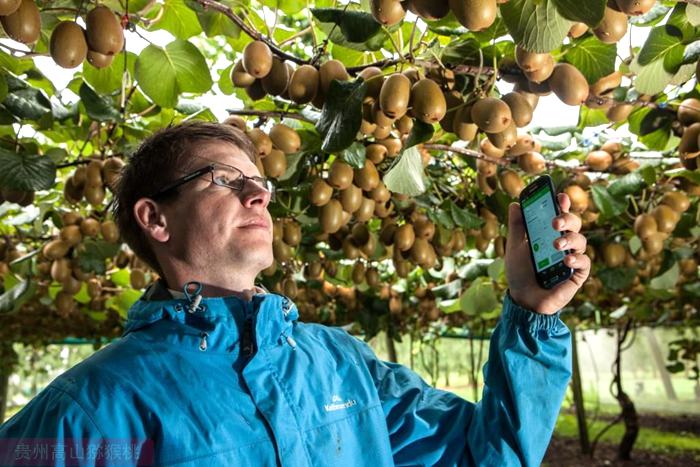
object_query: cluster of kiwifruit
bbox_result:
[583,140,639,174]
[38,210,120,316]
[0,186,34,206]
[48,5,124,69]
[0,237,22,277]
[370,0,498,31]
[0,0,40,44]
[676,96,700,170]
[63,156,124,207]
[632,190,691,256]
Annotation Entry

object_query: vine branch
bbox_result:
[225,109,313,122]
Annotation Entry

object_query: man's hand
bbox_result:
[505,192,591,315]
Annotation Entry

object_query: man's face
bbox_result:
[158,141,274,277]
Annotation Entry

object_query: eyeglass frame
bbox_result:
[147,160,275,201]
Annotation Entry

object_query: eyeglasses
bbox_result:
[148,161,275,200]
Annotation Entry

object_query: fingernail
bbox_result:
[569,256,576,265]
[557,239,567,249]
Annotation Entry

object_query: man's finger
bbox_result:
[554,232,587,254]
[565,253,591,287]
[552,212,582,233]
[557,193,570,214]
[507,202,526,248]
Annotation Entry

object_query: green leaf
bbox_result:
[650,262,679,290]
[135,40,213,108]
[83,52,136,94]
[110,288,142,319]
[631,57,673,95]
[0,277,34,314]
[608,171,645,197]
[197,9,241,38]
[311,8,387,51]
[151,0,203,39]
[564,35,617,84]
[459,277,498,316]
[500,0,572,53]
[383,146,428,196]
[316,79,366,152]
[664,168,700,185]
[598,267,637,291]
[450,201,483,229]
[78,239,121,275]
[687,4,700,26]
[590,184,626,217]
[0,74,7,102]
[638,25,684,71]
[682,40,700,65]
[404,120,434,149]
[667,3,698,41]
[578,106,608,128]
[2,77,51,120]
[640,127,671,150]
[487,258,505,282]
[79,83,121,122]
[551,0,605,27]
[0,148,56,191]
[339,141,366,169]
[218,63,234,95]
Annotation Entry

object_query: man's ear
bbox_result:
[133,198,170,243]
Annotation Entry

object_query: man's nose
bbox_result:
[240,181,271,208]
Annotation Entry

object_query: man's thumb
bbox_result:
[507,202,526,244]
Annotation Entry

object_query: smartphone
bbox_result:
[519,174,574,289]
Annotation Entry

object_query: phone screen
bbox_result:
[522,184,565,272]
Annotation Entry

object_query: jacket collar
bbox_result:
[122,280,299,355]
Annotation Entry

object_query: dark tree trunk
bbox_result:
[615,320,639,461]
[386,332,398,363]
[571,325,591,455]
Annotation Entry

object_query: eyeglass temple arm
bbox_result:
[148,164,215,199]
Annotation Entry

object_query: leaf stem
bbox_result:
[225,109,313,122]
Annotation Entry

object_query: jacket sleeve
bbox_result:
[353,291,572,467]
[0,385,148,467]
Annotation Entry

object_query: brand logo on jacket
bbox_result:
[324,394,357,412]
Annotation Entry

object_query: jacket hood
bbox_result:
[122,280,299,354]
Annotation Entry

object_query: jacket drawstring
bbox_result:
[199,332,209,351]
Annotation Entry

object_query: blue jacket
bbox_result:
[0,285,571,466]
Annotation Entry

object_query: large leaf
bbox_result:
[564,35,617,84]
[311,8,387,51]
[79,83,121,122]
[449,201,483,229]
[404,120,434,149]
[637,25,685,72]
[459,277,499,316]
[551,0,605,27]
[0,277,35,314]
[197,9,241,38]
[316,79,366,152]
[82,52,136,94]
[0,148,56,191]
[631,57,673,95]
[500,0,572,53]
[688,4,700,26]
[590,184,626,218]
[135,40,213,108]
[151,0,203,39]
[650,262,679,290]
[339,141,366,169]
[598,267,637,291]
[2,76,51,121]
[78,239,121,275]
[608,171,646,197]
[383,146,428,196]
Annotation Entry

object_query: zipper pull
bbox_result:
[241,317,256,357]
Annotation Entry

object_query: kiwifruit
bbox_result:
[499,169,524,198]
[373,125,392,140]
[585,150,613,170]
[328,160,354,190]
[378,136,403,157]
[231,60,256,88]
[414,219,435,241]
[100,220,119,243]
[243,41,273,78]
[615,0,655,15]
[507,134,536,156]
[360,119,377,136]
[245,80,266,101]
[548,63,589,106]
[366,144,388,164]
[679,122,700,157]
[354,160,380,191]
[61,211,82,226]
[50,22,88,69]
[607,103,634,122]
[247,128,272,157]
[677,98,700,125]
[590,71,623,97]
[340,184,363,213]
[471,97,512,133]
[634,213,657,240]
[371,0,406,26]
[262,148,287,178]
[102,157,124,189]
[600,140,623,158]
[308,179,331,207]
[395,115,414,134]
[680,258,698,275]
[411,78,447,123]
[370,182,391,203]
[351,261,366,284]
[85,6,124,55]
[523,79,552,96]
[42,239,70,260]
[410,238,434,266]
[358,67,384,101]
[564,184,589,213]
[87,50,113,69]
[62,274,82,295]
[355,197,376,222]
[642,232,666,255]
[502,92,533,128]
[373,101,395,127]
[453,106,478,141]
[487,121,517,150]
[379,73,411,119]
[660,191,690,213]
[320,200,344,234]
[55,291,75,316]
[524,55,555,84]
[477,159,498,177]
[481,219,499,240]
[60,225,82,247]
[449,0,497,31]
[283,221,302,246]
[287,65,319,104]
[84,185,105,206]
[568,22,588,38]
[408,0,449,19]
[51,258,72,283]
[394,224,415,251]
[515,45,551,72]
[480,137,505,158]
[261,58,289,96]
[440,91,463,132]
[602,243,626,267]
[652,204,680,233]
[593,7,628,44]
[518,151,546,174]
[0,0,40,44]
[0,0,20,16]
[350,223,370,246]
[269,124,301,154]
[477,173,496,196]
[319,59,350,93]
[223,115,247,131]
[80,218,100,238]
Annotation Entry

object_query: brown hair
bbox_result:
[112,121,257,274]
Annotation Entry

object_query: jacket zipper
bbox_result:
[241,304,257,358]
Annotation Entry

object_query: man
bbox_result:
[0,122,590,466]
